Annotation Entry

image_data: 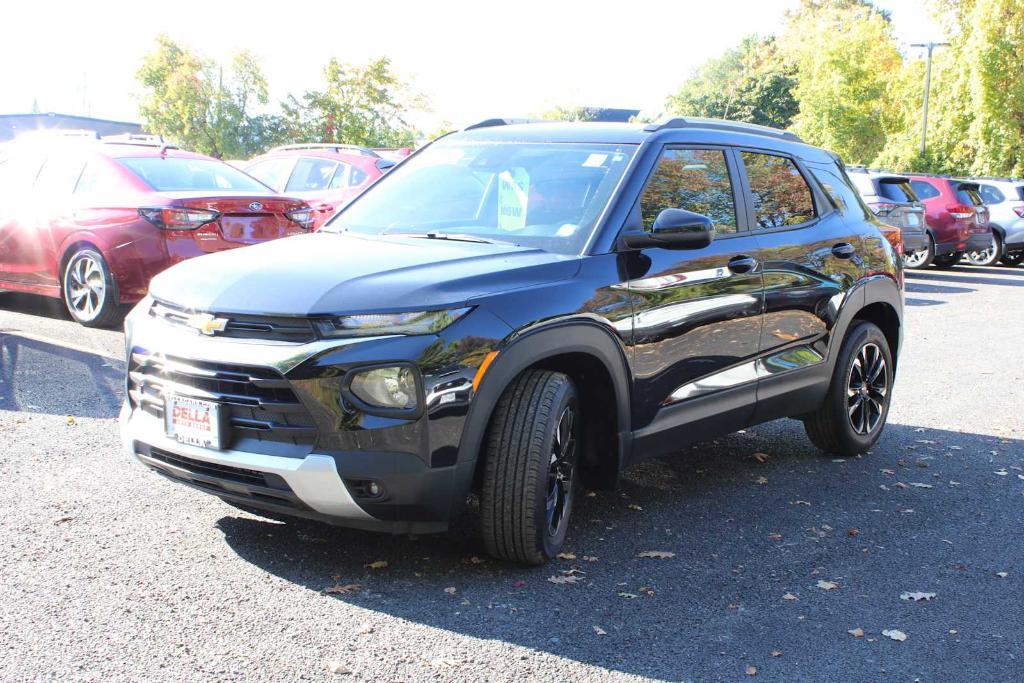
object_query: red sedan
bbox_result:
[243,144,410,229]
[0,134,314,326]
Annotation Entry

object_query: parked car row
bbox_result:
[847,166,1024,269]
[0,132,408,326]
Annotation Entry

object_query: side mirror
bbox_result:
[621,209,715,250]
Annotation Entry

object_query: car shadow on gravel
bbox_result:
[904,281,975,295]
[217,421,1024,681]
[0,332,123,416]
[906,271,1024,288]
[0,291,128,328]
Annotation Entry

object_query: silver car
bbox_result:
[969,178,1024,266]
[846,168,929,266]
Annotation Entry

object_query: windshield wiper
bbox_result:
[382,231,518,246]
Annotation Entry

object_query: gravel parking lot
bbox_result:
[1,266,1022,682]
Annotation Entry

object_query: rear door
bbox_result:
[24,152,86,286]
[739,152,866,420]
[626,146,764,440]
[0,149,46,283]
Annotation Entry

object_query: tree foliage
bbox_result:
[279,57,417,148]
[137,35,275,158]
[666,36,798,129]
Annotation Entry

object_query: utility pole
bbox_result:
[911,42,949,158]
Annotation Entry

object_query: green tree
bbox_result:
[279,57,418,148]
[537,106,604,122]
[778,0,903,164]
[666,35,798,129]
[136,35,276,158]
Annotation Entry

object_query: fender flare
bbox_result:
[449,320,633,501]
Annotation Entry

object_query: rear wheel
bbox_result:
[966,234,1001,266]
[480,370,580,565]
[932,252,961,269]
[1000,251,1024,267]
[804,321,893,456]
[62,247,120,327]
[903,235,934,269]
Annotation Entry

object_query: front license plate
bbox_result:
[165,394,222,449]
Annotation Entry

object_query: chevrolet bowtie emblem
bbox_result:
[186,313,229,336]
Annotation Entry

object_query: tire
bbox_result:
[480,369,580,564]
[1000,251,1024,267]
[932,252,961,269]
[804,321,894,457]
[902,235,934,269]
[62,247,120,327]
[966,234,1001,266]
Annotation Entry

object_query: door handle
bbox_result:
[832,242,856,259]
[727,255,758,274]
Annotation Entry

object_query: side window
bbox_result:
[285,157,339,192]
[978,184,1004,205]
[244,157,294,191]
[75,160,122,195]
[638,148,737,233]
[910,180,940,200]
[810,166,870,221]
[34,155,85,198]
[741,151,816,229]
[348,165,368,187]
[328,162,352,189]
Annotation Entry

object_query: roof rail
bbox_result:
[462,118,547,131]
[100,133,171,146]
[14,129,100,141]
[269,143,380,157]
[643,116,804,143]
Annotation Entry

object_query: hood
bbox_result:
[148,232,579,315]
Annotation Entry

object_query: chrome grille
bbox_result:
[150,300,317,343]
[128,350,317,457]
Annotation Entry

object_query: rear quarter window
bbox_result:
[955,186,983,206]
[978,184,1005,204]
[811,166,871,221]
[878,180,917,203]
[910,180,940,200]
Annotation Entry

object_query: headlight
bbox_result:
[314,307,472,338]
[348,366,418,410]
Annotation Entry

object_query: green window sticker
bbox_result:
[497,168,530,231]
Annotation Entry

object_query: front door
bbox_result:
[625,147,764,452]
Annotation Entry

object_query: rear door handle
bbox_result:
[832,242,856,259]
[727,255,758,274]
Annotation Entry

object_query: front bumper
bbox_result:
[119,299,505,534]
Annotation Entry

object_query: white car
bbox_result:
[970,178,1024,266]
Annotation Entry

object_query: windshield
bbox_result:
[119,156,270,192]
[325,141,636,254]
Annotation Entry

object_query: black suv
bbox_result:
[121,117,903,564]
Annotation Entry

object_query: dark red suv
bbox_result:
[243,144,410,229]
[906,175,991,268]
[0,134,313,326]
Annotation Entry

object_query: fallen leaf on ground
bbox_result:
[444,586,457,594]
[548,575,581,585]
[617,592,639,599]
[767,533,783,541]
[900,591,936,602]
[324,583,364,595]
[881,469,895,475]
[593,625,607,636]
[996,572,1008,578]
[755,476,769,485]
[771,650,783,657]
[910,483,933,488]
[585,491,597,497]
[847,528,859,536]
[53,516,73,525]
[816,580,838,590]
[746,665,758,676]
[895,482,909,489]
[582,555,599,562]
[782,593,799,601]
[752,452,770,463]
[994,470,1008,476]
[637,550,675,559]
[463,556,485,564]
[627,504,643,511]
[364,560,388,570]
[848,628,864,637]
[639,586,656,596]
[512,579,526,588]
[356,623,374,635]
[882,629,907,642]
[65,416,76,425]
[326,661,351,674]
[556,552,577,560]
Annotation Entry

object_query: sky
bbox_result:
[0,0,946,132]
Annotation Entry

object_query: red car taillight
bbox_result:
[946,204,974,220]
[285,207,315,230]
[139,207,219,230]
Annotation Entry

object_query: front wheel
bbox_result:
[480,370,580,564]
[966,234,1001,266]
[903,236,934,269]
[804,321,894,456]
[62,247,120,327]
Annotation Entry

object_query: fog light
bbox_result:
[367,481,382,496]
[349,366,418,410]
